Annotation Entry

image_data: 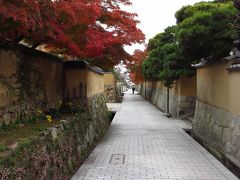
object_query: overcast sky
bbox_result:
[123,0,211,54]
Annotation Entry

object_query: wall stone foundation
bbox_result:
[104,85,116,103]
[142,86,196,118]
[0,47,63,127]
[0,45,105,127]
[0,93,111,179]
[193,100,240,170]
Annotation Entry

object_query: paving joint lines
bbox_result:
[72,90,238,180]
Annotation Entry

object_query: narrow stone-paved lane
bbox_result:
[72,91,238,180]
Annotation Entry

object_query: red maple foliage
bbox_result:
[0,0,145,68]
[127,49,147,84]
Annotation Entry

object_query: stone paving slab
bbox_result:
[72,90,238,180]
[107,103,122,112]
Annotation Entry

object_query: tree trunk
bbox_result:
[167,86,169,114]
[145,81,147,99]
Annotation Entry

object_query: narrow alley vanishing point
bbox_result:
[72,90,238,180]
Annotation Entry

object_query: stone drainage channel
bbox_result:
[72,93,238,180]
[184,129,240,178]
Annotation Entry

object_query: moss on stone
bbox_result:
[0,93,111,179]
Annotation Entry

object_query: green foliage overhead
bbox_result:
[142,0,238,87]
[142,26,195,87]
[142,49,163,81]
[147,26,176,51]
[175,1,238,61]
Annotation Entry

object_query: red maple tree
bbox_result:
[0,0,145,68]
[95,0,145,67]
[127,49,147,84]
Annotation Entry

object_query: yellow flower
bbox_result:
[37,110,42,114]
[46,115,52,122]
[58,100,62,105]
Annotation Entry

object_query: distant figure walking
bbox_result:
[132,87,135,94]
